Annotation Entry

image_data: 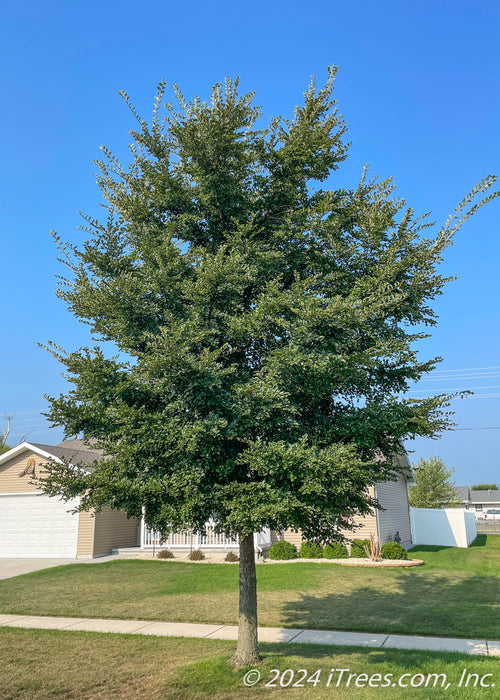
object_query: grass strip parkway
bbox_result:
[0,628,499,699]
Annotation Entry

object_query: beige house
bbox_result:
[0,440,140,558]
[144,453,415,555]
[278,453,415,550]
[0,439,413,558]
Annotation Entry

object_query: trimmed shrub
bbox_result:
[350,539,370,558]
[300,541,323,559]
[188,549,205,561]
[381,541,408,560]
[323,542,348,559]
[156,549,174,559]
[269,540,298,560]
[224,551,239,562]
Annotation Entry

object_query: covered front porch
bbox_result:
[140,518,272,556]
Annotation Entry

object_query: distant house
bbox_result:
[453,486,500,514]
[453,486,471,507]
[279,452,415,550]
[0,441,139,558]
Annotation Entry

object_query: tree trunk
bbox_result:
[230,533,261,667]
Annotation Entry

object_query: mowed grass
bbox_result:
[0,535,498,639]
[0,627,498,699]
[409,534,500,575]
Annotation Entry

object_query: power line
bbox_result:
[408,385,500,393]
[6,409,46,415]
[407,393,500,400]
[419,374,500,381]
[454,426,500,431]
[463,394,500,399]
[431,365,500,373]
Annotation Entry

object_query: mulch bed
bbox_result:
[328,557,424,567]
[264,557,424,567]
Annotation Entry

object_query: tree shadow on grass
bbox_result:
[260,641,498,670]
[408,545,455,553]
[166,642,500,700]
[470,534,488,547]
[409,534,489,553]
[277,570,500,639]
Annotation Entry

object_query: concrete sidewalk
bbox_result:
[1,614,499,656]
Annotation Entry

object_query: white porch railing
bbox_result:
[141,518,239,549]
[141,517,272,551]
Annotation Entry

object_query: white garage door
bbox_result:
[0,493,80,558]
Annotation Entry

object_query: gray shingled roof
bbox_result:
[469,490,500,504]
[453,486,500,504]
[30,440,102,469]
[453,486,470,501]
[56,438,100,450]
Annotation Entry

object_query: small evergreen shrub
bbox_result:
[381,541,408,560]
[224,551,239,562]
[350,539,370,558]
[323,542,348,559]
[156,549,174,559]
[269,540,298,560]
[300,541,323,558]
[188,549,205,561]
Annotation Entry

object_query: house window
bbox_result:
[475,504,483,511]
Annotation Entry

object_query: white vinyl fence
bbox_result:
[464,509,477,545]
[410,507,477,548]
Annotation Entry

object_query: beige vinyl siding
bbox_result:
[281,529,303,549]
[92,508,140,556]
[0,451,51,493]
[340,516,378,542]
[278,487,378,549]
[77,510,96,556]
[375,474,412,546]
[279,516,378,550]
[338,486,378,544]
[0,448,140,558]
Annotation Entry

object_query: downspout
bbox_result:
[253,532,263,560]
[140,506,145,549]
[374,485,381,543]
[405,477,414,545]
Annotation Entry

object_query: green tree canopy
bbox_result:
[38,68,498,665]
[471,483,499,491]
[408,456,458,508]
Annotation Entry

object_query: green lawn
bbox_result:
[0,627,498,699]
[0,535,498,639]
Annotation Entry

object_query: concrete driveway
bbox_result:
[0,558,78,580]
[0,555,121,580]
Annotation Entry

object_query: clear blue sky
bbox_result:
[1,1,499,485]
